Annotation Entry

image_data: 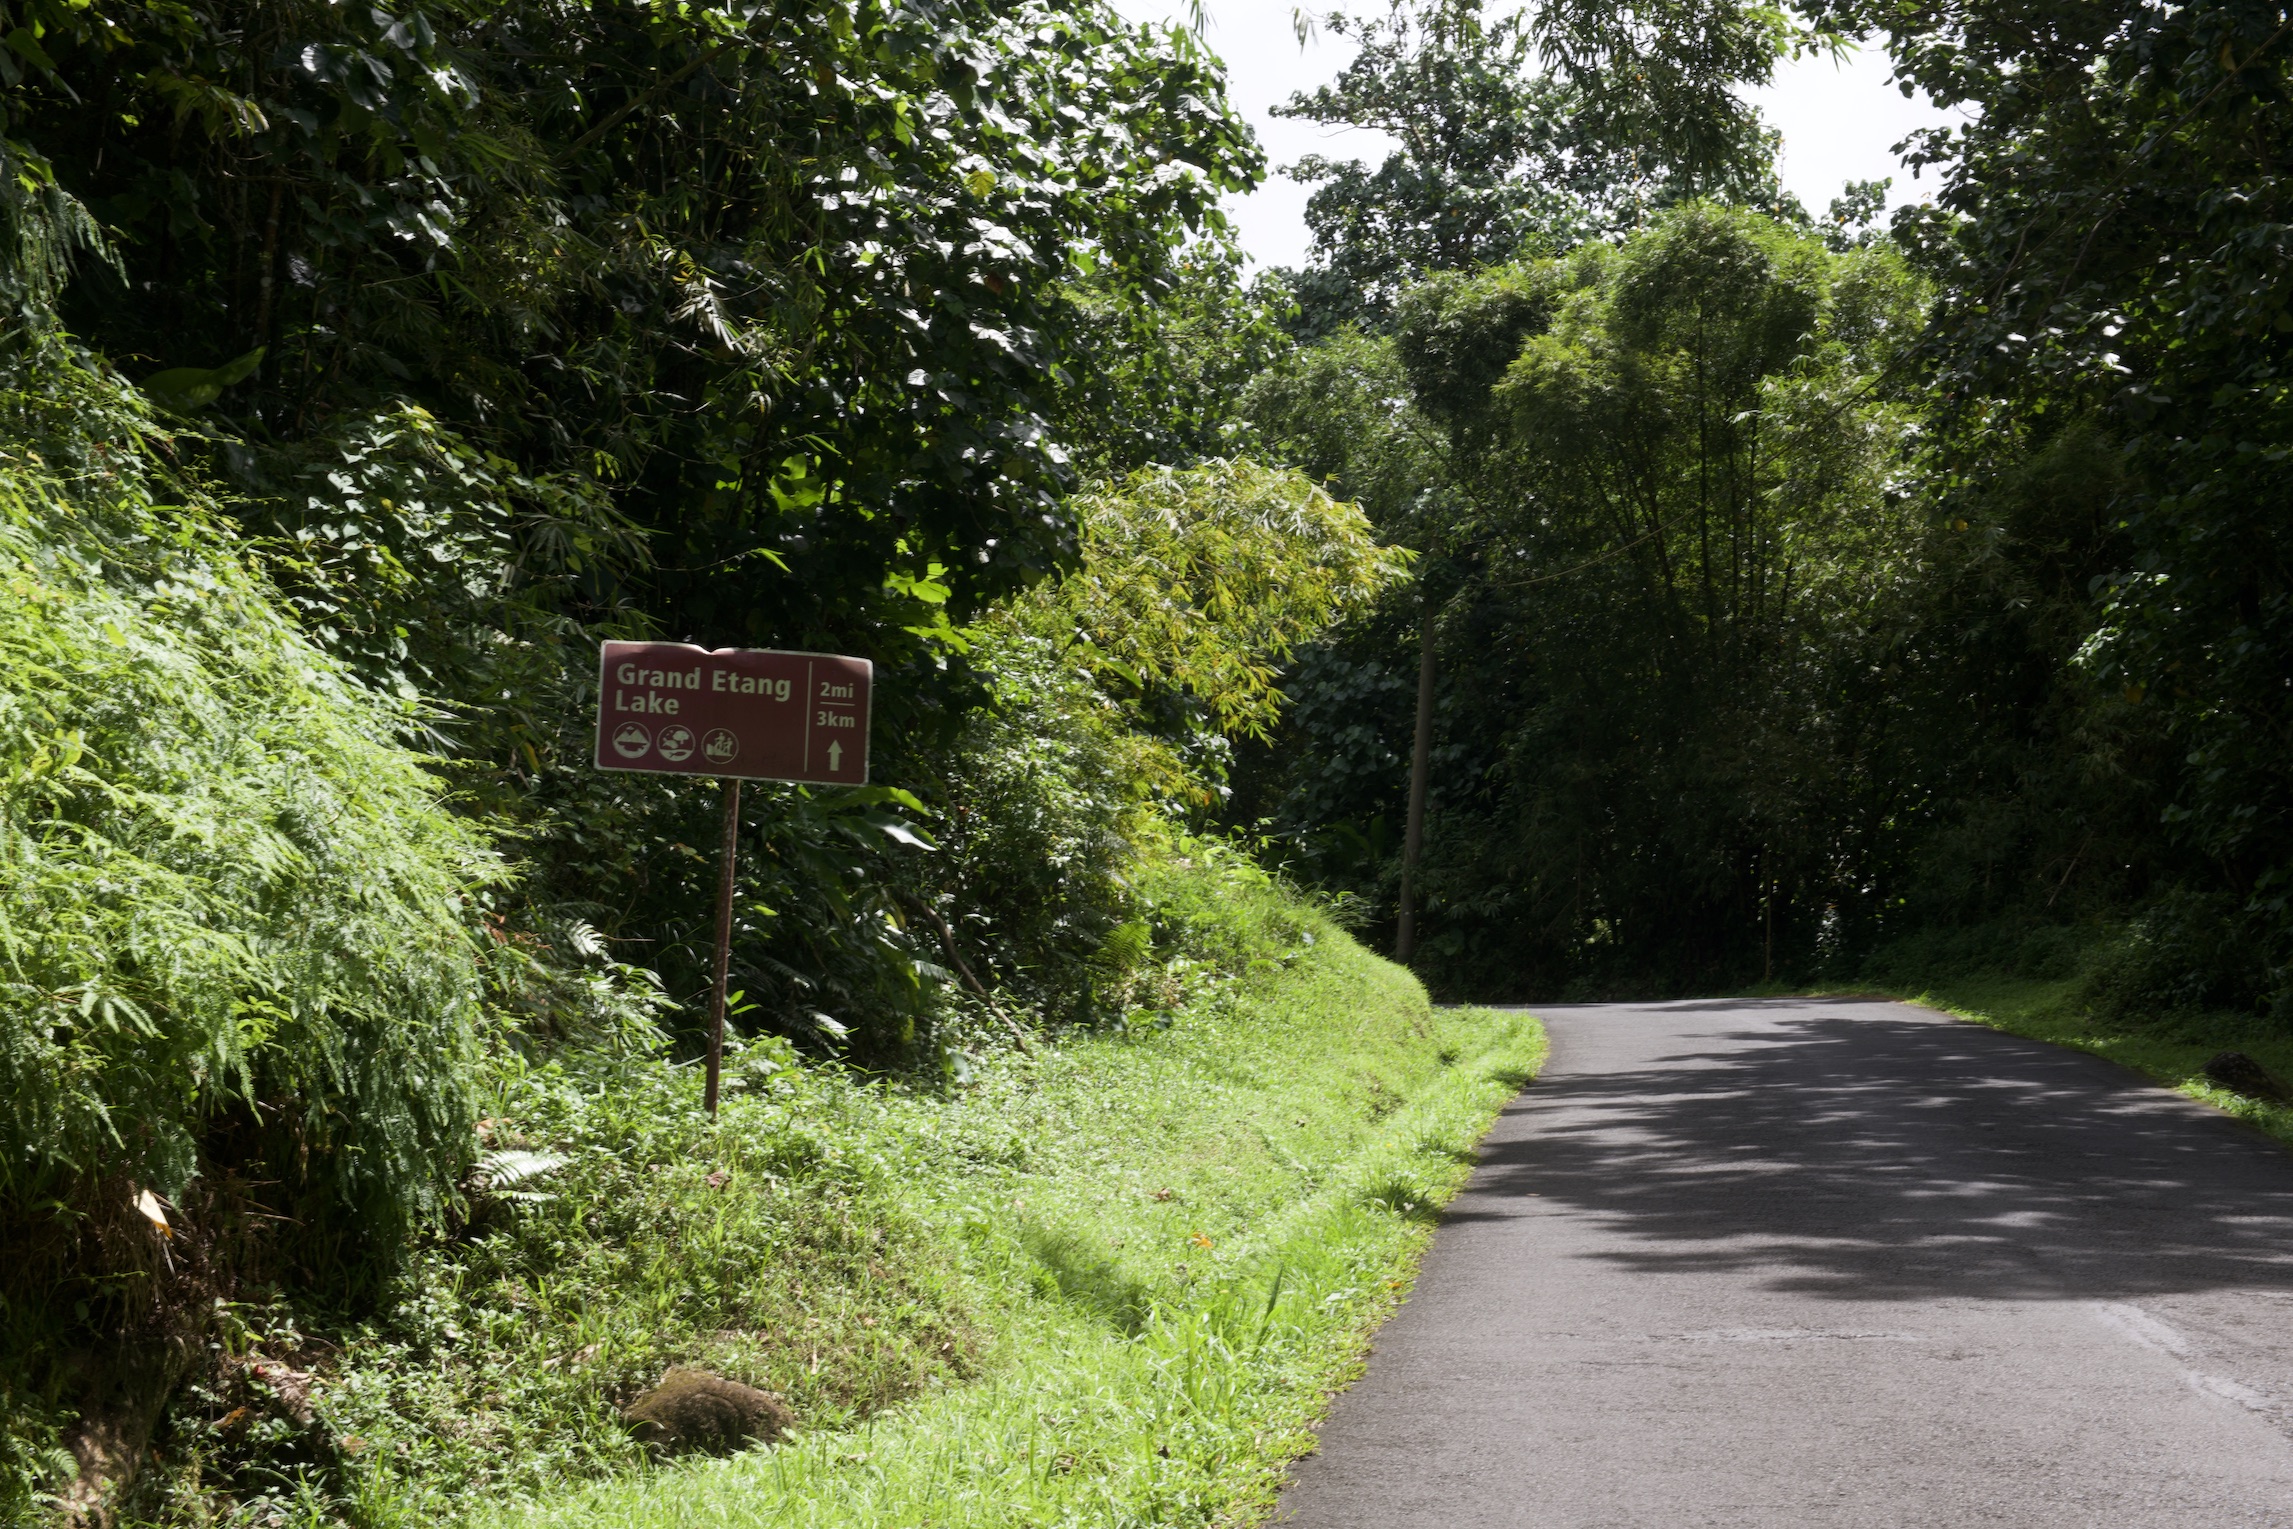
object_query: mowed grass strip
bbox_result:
[497,932,1543,1529]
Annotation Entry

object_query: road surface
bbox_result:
[1277,997,2293,1527]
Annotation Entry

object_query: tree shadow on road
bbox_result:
[1448,1000,2293,1302]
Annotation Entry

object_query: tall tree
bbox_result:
[1813,0,2293,1009]
[1379,205,1927,991]
[1275,0,1803,332]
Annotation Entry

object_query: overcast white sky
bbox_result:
[1107,1,1959,270]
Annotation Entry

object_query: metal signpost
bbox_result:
[592,640,873,1115]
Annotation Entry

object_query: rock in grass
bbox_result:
[2202,1051,2286,1101]
[623,1368,791,1456]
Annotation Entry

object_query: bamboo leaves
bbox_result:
[0,350,493,1239]
[1027,460,1413,742]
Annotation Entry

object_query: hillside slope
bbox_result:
[121,855,1540,1528]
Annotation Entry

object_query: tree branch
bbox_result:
[901,893,1033,1054]
[560,40,741,161]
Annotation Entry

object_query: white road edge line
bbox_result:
[2092,1301,2282,1416]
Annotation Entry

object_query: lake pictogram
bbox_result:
[611,722,651,759]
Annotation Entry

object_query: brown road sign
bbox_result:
[593,640,871,785]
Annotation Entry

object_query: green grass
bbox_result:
[1860,971,2293,1149]
[123,865,1544,1529]
[505,952,1540,1529]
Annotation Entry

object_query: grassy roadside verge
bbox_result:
[124,856,1543,1529]
[1861,974,2293,1150]
[498,939,1543,1529]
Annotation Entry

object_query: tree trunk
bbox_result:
[1397,609,1436,965]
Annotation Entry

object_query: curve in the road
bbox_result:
[1276,997,2293,1528]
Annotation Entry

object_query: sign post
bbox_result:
[593,640,874,1115]
[707,777,740,1116]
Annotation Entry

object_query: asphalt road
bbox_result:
[1276,998,2293,1527]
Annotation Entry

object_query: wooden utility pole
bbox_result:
[1762,852,1774,986]
[1396,609,1436,965]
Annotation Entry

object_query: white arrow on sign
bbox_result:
[827,741,843,772]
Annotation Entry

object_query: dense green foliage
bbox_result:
[1273,0,1809,334]
[1275,1,1629,330]
[1249,207,1930,990]
[1833,0,2293,1011]
[0,343,513,1521]
[845,460,1404,1045]
[0,355,489,1223]
[14,0,2293,1516]
[1024,460,1412,744]
[0,0,1284,1062]
[1232,0,2293,1020]
[9,0,1257,617]
[1408,210,1922,990]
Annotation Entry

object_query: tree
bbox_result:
[1531,0,1827,190]
[1377,205,1927,991]
[1818,0,2293,1009]
[1229,330,1450,892]
[0,0,1270,1044]
[914,459,1410,1029]
[1277,1,1614,328]
[6,0,1260,635]
[1055,239,1297,478]
[1025,457,1412,745]
[1275,0,1804,331]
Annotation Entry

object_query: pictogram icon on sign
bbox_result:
[657,724,696,763]
[703,728,739,765]
[612,722,651,759]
